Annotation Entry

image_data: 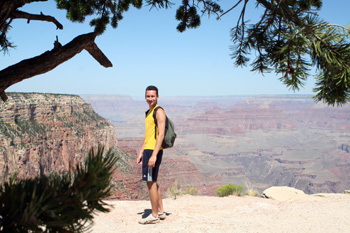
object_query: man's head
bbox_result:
[145,85,158,96]
[145,85,159,108]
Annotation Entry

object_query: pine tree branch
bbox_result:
[11,10,63,29]
[0,32,112,102]
[219,0,244,19]
[257,0,302,26]
[324,23,350,31]
[85,42,112,67]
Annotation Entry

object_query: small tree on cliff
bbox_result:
[0,145,118,232]
[1,0,350,105]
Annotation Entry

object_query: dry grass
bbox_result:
[246,189,259,197]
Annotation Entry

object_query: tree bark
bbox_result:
[11,10,63,29]
[0,32,112,102]
[0,0,47,30]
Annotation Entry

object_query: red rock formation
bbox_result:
[81,94,350,195]
[116,138,222,199]
[183,107,291,135]
[0,93,117,181]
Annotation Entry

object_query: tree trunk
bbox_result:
[0,32,112,102]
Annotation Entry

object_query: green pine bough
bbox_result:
[0,145,118,233]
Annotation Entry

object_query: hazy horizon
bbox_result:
[7,91,314,99]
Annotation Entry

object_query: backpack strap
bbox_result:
[153,106,163,139]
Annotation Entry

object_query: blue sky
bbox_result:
[2,1,350,97]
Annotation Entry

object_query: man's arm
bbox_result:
[137,139,145,164]
[148,108,166,168]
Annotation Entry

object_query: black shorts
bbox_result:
[142,149,163,182]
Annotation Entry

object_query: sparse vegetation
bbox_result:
[7,92,80,98]
[246,188,259,197]
[15,119,47,136]
[215,184,244,197]
[167,181,199,199]
[0,119,15,139]
[0,118,49,139]
[167,181,182,200]
[244,182,260,197]
[83,109,105,122]
[183,186,199,196]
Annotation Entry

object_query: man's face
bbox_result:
[145,90,158,108]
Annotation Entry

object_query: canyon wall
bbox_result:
[0,93,218,200]
[82,94,223,197]
[0,93,117,180]
[83,94,350,194]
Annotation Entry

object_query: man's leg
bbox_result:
[157,183,164,213]
[147,181,159,218]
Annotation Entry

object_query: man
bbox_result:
[137,85,166,224]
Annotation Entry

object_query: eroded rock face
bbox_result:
[83,94,350,195]
[116,138,222,199]
[0,93,117,180]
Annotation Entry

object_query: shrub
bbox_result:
[0,145,118,232]
[167,181,182,200]
[167,181,199,199]
[215,183,244,197]
[246,188,259,197]
[183,186,198,196]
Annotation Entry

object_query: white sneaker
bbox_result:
[158,212,166,220]
[138,214,160,224]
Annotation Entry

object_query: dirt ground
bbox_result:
[91,193,350,233]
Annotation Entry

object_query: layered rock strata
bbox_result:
[0,93,117,181]
[84,94,350,194]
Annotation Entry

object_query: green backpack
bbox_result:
[146,106,176,149]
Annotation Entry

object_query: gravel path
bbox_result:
[91,194,350,233]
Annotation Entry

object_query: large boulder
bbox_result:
[261,186,309,201]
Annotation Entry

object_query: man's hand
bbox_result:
[148,155,157,168]
[137,154,143,165]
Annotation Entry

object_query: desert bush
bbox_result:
[167,181,199,199]
[167,181,182,200]
[0,145,118,232]
[246,188,259,197]
[215,184,244,197]
[183,186,199,196]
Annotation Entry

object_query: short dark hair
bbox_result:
[145,85,159,96]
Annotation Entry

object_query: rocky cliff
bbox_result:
[0,93,117,181]
[180,97,350,194]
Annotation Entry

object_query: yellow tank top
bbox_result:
[144,105,163,150]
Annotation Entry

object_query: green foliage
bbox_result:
[229,0,350,105]
[0,145,118,232]
[175,0,222,32]
[215,184,244,197]
[55,0,143,35]
[15,119,47,137]
[0,15,14,54]
[54,0,223,34]
[0,118,48,139]
[0,119,15,139]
